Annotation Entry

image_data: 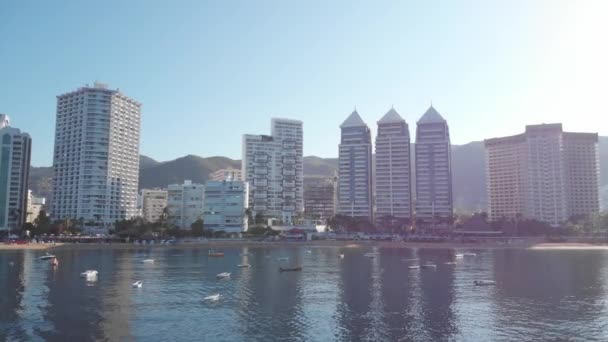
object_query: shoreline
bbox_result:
[2,240,608,251]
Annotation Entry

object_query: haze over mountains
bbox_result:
[29,138,608,213]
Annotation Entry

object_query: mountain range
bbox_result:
[29,137,608,212]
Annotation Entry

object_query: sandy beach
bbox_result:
[2,240,608,251]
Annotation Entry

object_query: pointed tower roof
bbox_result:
[378,107,405,124]
[418,105,446,124]
[340,110,367,128]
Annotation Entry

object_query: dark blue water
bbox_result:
[1,246,607,341]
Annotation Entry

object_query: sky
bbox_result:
[1,0,607,166]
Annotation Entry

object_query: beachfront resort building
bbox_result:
[209,168,242,181]
[303,175,336,223]
[415,106,453,228]
[167,180,205,229]
[0,124,31,231]
[203,180,249,233]
[337,110,373,222]
[51,83,141,230]
[242,118,303,224]
[485,124,599,226]
[375,107,413,228]
[139,189,168,223]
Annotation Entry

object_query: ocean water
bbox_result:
[1,245,608,341]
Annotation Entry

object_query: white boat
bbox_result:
[455,253,464,259]
[142,259,155,264]
[80,270,99,281]
[445,262,457,265]
[408,265,420,270]
[237,264,251,268]
[464,253,477,257]
[132,280,143,288]
[339,254,345,259]
[39,253,56,260]
[216,272,231,279]
[474,280,496,286]
[204,293,221,301]
[421,264,437,269]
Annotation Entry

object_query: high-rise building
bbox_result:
[203,180,249,233]
[209,168,242,181]
[415,106,453,227]
[139,189,168,223]
[167,180,204,229]
[303,175,336,223]
[485,124,599,226]
[26,190,46,223]
[242,118,303,224]
[51,83,141,230]
[337,110,373,221]
[375,108,412,228]
[0,126,31,231]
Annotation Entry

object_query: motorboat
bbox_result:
[421,264,437,269]
[208,250,224,257]
[39,253,56,260]
[204,293,221,301]
[132,280,143,288]
[80,270,99,281]
[408,265,420,270]
[464,253,477,257]
[142,259,155,264]
[474,280,496,286]
[279,266,302,272]
[306,249,312,254]
[339,254,345,259]
[455,254,464,259]
[216,272,231,279]
[237,264,251,268]
[444,261,457,265]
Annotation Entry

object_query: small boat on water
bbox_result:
[209,250,224,257]
[279,266,302,272]
[306,249,312,254]
[39,253,56,260]
[237,264,251,268]
[444,262,457,265]
[474,280,496,286]
[216,272,231,279]
[204,294,221,301]
[132,280,143,288]
[339,254,345,259]
[142,259,155,264]
[421,264,437,269]
[455,253,464,259]
[408,265,420,270]
[464,253,477,257]
[80,270,98,281]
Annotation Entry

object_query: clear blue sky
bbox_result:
[1,0,606,166]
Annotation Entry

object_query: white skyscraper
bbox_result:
[375,108,412,228]
[0,126,31,231]
[337,110,373,222]
[242,118,303,224]
[51,83,141,230]
[415,106,453,228]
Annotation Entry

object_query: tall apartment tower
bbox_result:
[337,110,373,222]
[485,124,599,226]
[242,118,303,224]
[51,83,141,230]
[375,108,412,227]
[415,106,453,227]
[0,126,31,231]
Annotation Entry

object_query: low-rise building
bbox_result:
[167,180,204,229]
[203,180,249,233]
[209,168,242,181]
[139,189,168,223]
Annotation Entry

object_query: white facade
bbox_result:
[167,180,204,229]
[139,189,168,223]
[242,118,303,224]
[375,108,412,226]
[0,114,10,128]
[415,106,453,226]
[203,180,249,233]
[485,124,599,226]
[26,190,46,223]
[0,126,31,230]
[51,83,141,230]
[210,168,242,181]
[337,110,373,221]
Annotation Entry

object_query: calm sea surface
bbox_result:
[1,245,608,341]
